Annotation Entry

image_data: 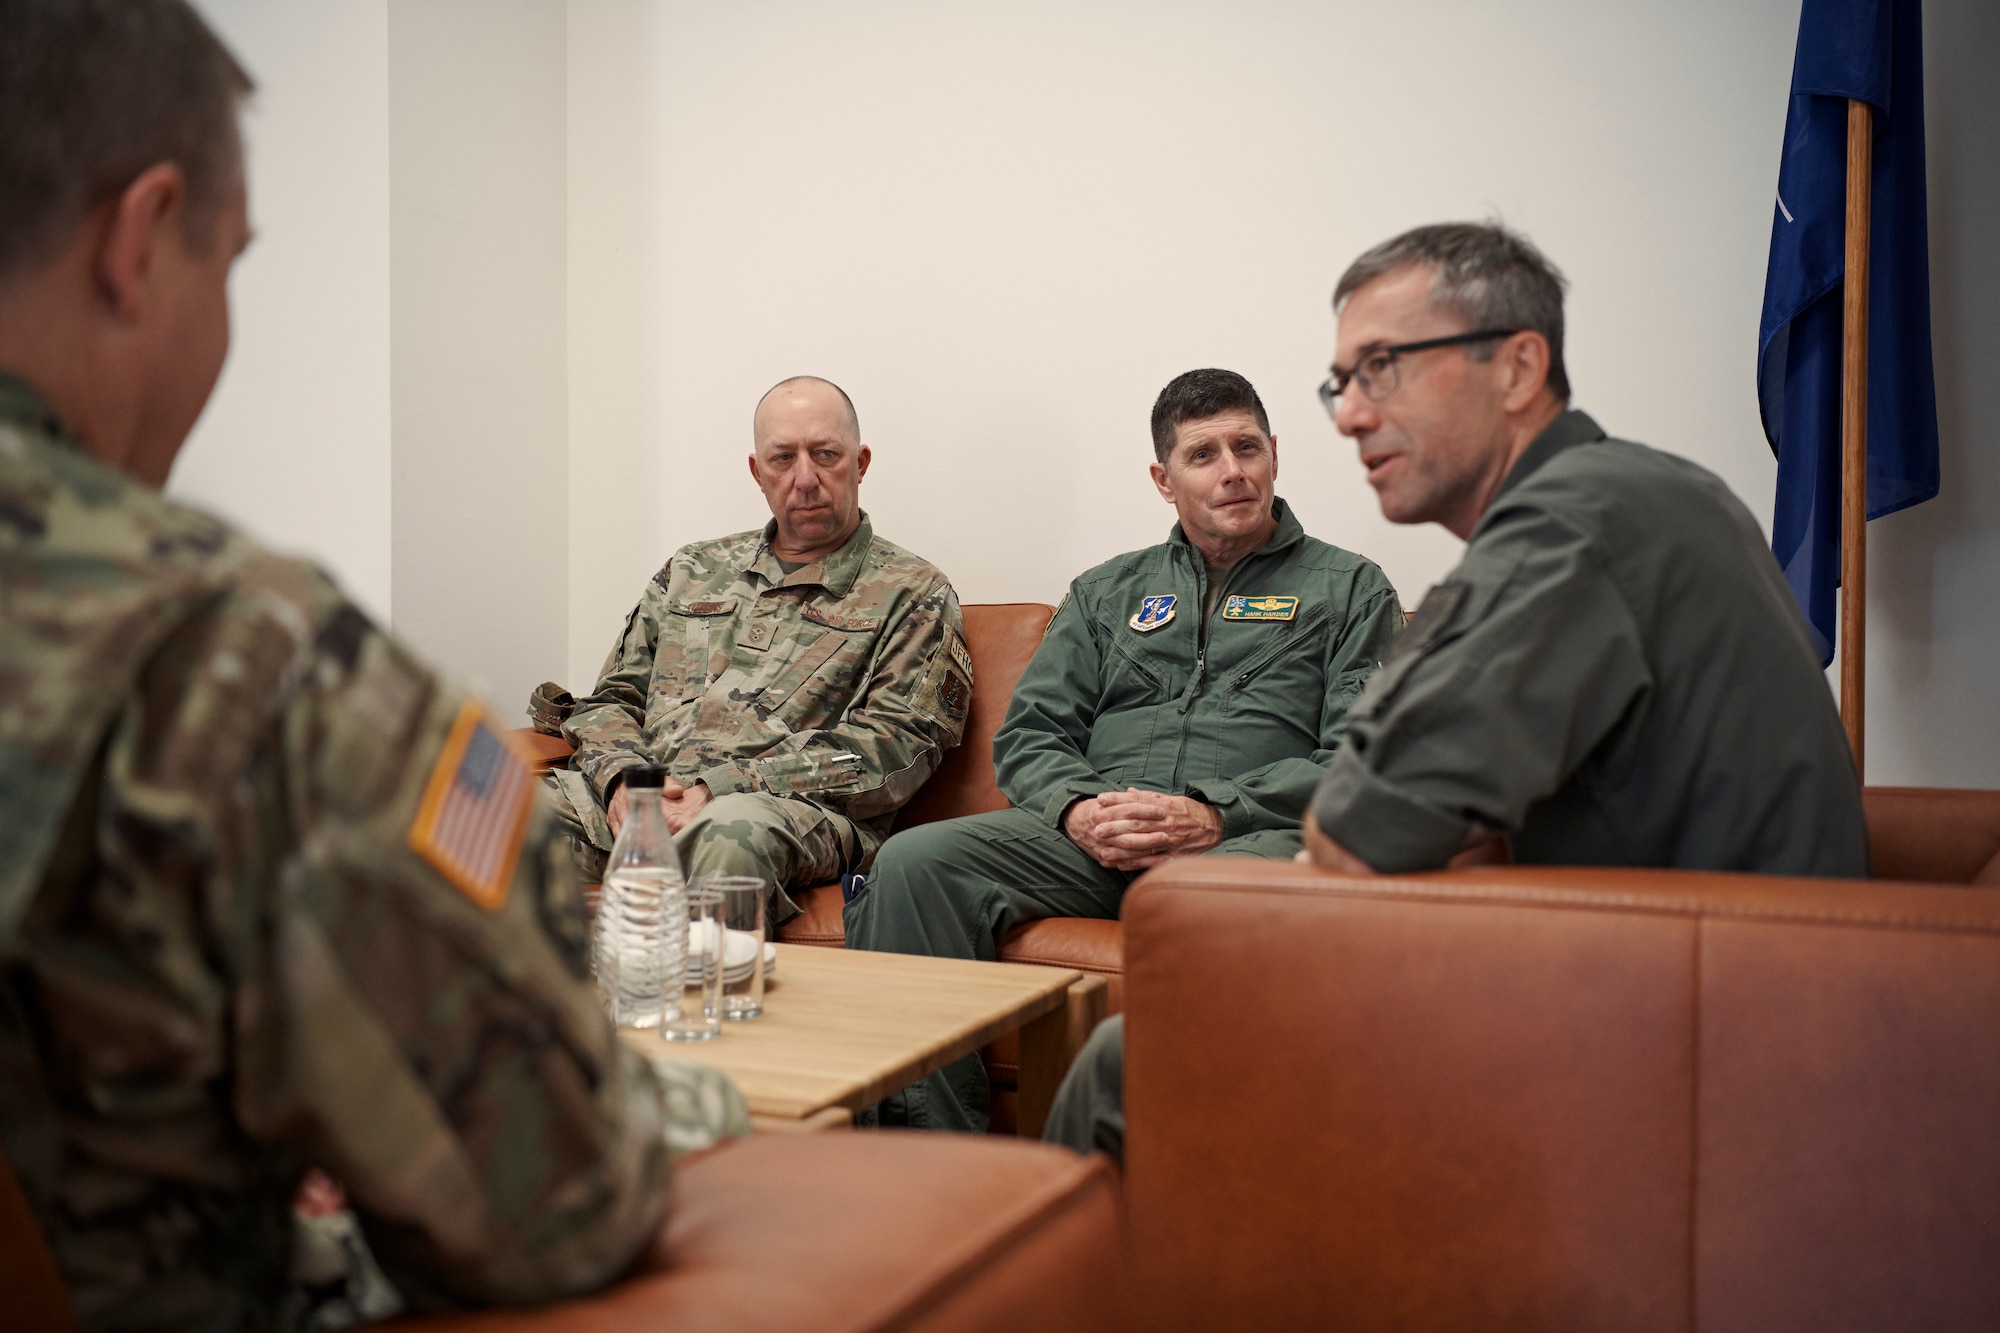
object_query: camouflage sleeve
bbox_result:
[218,560,675,1308]
[563,567,669,801]
[697,576,970,820]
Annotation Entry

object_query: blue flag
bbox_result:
[1758,0,1939,665]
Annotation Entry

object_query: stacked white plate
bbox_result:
[688,921,777,985]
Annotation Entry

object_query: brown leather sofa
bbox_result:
[1118,856,2000,1331]
[2,1090,1123,1333]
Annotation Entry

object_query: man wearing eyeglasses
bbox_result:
[1301,220,1864,879]
[1043,221,1866,1163]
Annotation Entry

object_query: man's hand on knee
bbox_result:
[660,780,710,834]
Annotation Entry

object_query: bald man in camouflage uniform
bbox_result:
[0,5,742,1328]
[545,378,970,924]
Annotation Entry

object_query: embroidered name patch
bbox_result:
[1222,595,1300,622]
[800,604,879,631]
[1129,594,1177,633]
[408,701,535,912]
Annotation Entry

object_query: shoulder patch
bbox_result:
[1386,582,1467,665]
[408,701,535,912]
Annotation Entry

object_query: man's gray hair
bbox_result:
[0,0,253,282]
[1333,221,1571,402]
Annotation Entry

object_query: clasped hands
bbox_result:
[1064,788,1223,872]
[607,777,711,837]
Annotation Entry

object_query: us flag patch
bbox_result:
[407,701,535,911]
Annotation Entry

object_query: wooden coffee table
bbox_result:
[622,944,1105,1137]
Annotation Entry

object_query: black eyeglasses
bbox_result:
[1318,328,1522,415]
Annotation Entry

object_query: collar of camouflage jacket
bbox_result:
[747,512,875,596]
[1166,495,1305,563]
[1493,408,1609,505]
[0,370,79,448]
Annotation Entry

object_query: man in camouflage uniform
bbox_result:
[544,376,971,923]
[0,4,744,1329]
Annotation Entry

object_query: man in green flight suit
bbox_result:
[0,4,744,1328]
[1044,222,1868,1162]
[846,368,1404,1132]
[543,375,970,926]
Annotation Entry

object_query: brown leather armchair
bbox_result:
[1119,857,2000,1331]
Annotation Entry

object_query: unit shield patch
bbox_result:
[1222,595,1300,622]
[1129,594,1177,633]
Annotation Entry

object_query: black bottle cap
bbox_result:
[622,765,669,790]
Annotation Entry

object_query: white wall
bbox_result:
[561,0,1790,663]
[390,0,570,714]
[175,1,392,622]
[173,0,1997,788]
[1863,0,2000,788]
[563,0,1996,788]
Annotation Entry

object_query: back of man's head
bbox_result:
[0,0,252,286]
[1150,368,1271,464]
[1333,221,1571,402]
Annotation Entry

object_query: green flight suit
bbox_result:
[1310,409,1868,875]
[1044,410,1869,1163]
[847,498,1402,1131]
[0,376,746,1331]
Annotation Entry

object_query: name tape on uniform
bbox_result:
[1222,594,1299,622]
[408,701,535,912]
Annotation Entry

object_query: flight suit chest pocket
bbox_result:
[661,597,737,700]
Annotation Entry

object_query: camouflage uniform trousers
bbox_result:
[542,772,864,925]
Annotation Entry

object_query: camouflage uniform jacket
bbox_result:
[0,375,680,1330]
[561,517,970,854]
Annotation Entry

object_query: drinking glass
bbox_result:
[698,874,767,1020]
[661,886,723,1041]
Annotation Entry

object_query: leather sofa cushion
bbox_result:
[1864,785,2000,884]
[386,1133,1122,1332]
[1120,857,2000,1332]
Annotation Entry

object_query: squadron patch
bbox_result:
[408,701,535,912]
[1129,594,1177,633]
[1222,595,1300,622]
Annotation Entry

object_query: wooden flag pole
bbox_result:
[1840,98,1872,777]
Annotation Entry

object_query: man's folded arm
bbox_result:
[697,582,970,819]
[1310,508,1652,872]
[1187,582,1404,838]
[564,578,667,801]
[991,589,1118,826]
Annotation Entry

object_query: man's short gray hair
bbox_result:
[1333,221,1571,402]
[0,0,253,282]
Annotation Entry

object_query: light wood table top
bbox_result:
[624,944,1080,1129]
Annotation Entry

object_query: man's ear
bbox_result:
[854,443,871,481]
[1148,460,1175,504]
[96,163,187,324]
[1268,434,1279,481]
[1497,331,1553,413]
[747,452,763,487]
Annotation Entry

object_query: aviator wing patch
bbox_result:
[408,701,535,912]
